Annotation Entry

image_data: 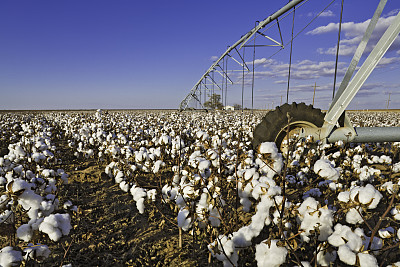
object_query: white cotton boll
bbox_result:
[11,178,30,193]
[18,190,42,220]
[42,169,51,178]
[0,246,23,267]
[40,200,56,216]
[338,191,350,202]
[63,200,73,209]
[297,197,318,217]
[198,159,211,171]
[175,195,186,209]
[267,186,281,196]
[119,181,129,192]
[391,207,400,220]
[130,165,137,173]
[258,142,278,155]
[314,159,340,181]
[328,224,349,247]
[212,235,237,265]
[136,197,145,214]
[244,168,257,181]
[398,228,400,240]
[39,213,71,241]
[130,186,147,202]
[350,184,382,209]
[85,149,94,158]
[252,183,268,200]
[378,227,394,239]
[255,239,287,267]
[299,205,334,242]
[338,245,356,265]
[14,146,26,157]
[317,249,337,266]
[358,252,378,267]
[114,171,125,184]
[240,197,252,212]
[5,173,14,183]
[232,226,253,247]
[346,207,364,225]
[13,165,23,174]
[177,208,192,231]
[152,160,165,174]
[17,224,33,242]
[23,244,51,261]
[147,189,157,201]
[208,206,221,227]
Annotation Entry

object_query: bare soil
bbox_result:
[44,159,210,266]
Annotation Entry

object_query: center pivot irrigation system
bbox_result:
[179,0,400,151]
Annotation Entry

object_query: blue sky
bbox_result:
[0,0,399,110]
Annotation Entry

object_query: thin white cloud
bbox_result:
[247,58,347,81]
[307,14,400,56]
[308,10,334,18]
[384,9,400,18]
[274,80,287,84]
[210,56,219,61]
[320,10,335,17]
[246,58,276,66]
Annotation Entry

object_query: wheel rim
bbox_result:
[276,121,319,154]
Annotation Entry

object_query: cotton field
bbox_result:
[1,108,400,266]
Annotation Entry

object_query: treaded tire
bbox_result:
[252,102,325,151]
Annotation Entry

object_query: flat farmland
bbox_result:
[1,109,400,266]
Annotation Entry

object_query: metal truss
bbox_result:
[179,0,306,110]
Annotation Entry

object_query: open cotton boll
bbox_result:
[136,198,145,214]
[244,167,258,181]
[317,248,337,266]
[130,186,147,202]
[10,178,30,193]
[378,227,394,239]
[119,181,130,192]
[17,223,33,242]
[208,206,221,227]
[146,189,157,202]
[39,213,71,241]
[23,244,51,261]
[0,246,23,267]
[18,189,43,220]
[349,184,382,209]
[337,245,357,265]
[338,191,350,202]
[152,160,165,174]
[114,171,125,184]
[256,142,284,178]
[198,159,211,171]
[255,239,287,267]
[346,207,364,225]
[357,252,378,267]
[258,142,279,156]
[297,197,334,242]
[210,235,238,266]
[314,159,340,181]
[328,224,363,252]
[177,208,192,231]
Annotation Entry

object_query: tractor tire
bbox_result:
[252,102,325,152]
